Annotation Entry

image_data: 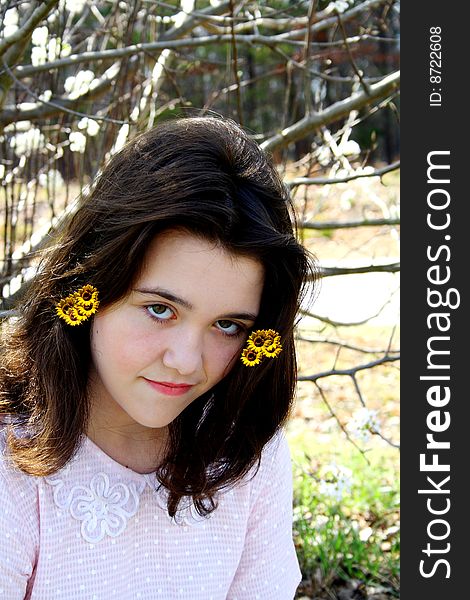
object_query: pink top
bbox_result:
[0,427,301,599]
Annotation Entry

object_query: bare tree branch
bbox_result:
[301,218,399,230]
[298,354,400,382]
[315,262,400,277]
[334,8,371,95]
[371,427,400,449]
[261,71,400,153]
[287,160,400,187]
[228,0,243,125]
[296,335,399,355]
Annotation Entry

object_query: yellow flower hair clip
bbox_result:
[240,329,282,367]
[56,285,99,326]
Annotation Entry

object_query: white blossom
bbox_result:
[47,11,58,25]
[9,127,45,157]
[32,26,49,47]
[355,165,375,176]
[339,140,361,156]
[47,37,71,61]
[359,526,373,542]
[31,37,70,65]
[318,464,353,502]
[69,131,87,153]
[3,8,18,37]
[39,90,53,103]
[317,146,331,167]
[0,164,5,179]
[330,0,353,14]
[112,124,129,154]
[60,0,88,14]
[31,46,47,66]
[347,407,380,442]
[5,121,32,133]
[340,188,356,211]
[78,117,100,137]
[173,0,194,28]
[38,169,64,188]
[64,70,95,99]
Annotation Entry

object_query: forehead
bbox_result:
[137,229,264,312]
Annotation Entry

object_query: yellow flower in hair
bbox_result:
[57,305,84,326]
[74,285,99,317]
[75,300,98,318]
[246,330,268,352]
[56,297,78,319]
[263,330,280,350]
[241,328,283,366]
[262,342,282,358]
[240,348,263,367]
[56,285,99,325]
[74,284,97,304]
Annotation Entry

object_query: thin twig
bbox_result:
[228,0,243,125]
[297,354,400,382]
[287,160,400,188]
[296,335,399,355]
[371,428,400,449]
[313,381,371,465]
[300,287,399,327]
[334,8,371,95]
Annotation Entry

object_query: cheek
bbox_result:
[91,316,148,373]
[208,339,244,380]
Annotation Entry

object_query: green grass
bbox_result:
[289,434,400,596]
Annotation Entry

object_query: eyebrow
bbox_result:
[133,287,258,322]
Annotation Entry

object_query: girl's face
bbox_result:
[88,229,264,436]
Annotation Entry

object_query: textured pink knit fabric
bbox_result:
[0,427,301,599]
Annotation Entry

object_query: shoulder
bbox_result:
[260,428,292,468]
[243,428,294,503]
[0,425,39,596]
[257,429,292,477]
[0,424,39,504]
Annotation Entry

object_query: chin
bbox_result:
[134,410,184,430]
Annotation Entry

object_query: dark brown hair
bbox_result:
[0,116,314,516]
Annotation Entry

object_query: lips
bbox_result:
[144,378,194,397]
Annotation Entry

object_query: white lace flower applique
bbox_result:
[45,471,146,543]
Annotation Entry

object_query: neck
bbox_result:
[86,425,168,474]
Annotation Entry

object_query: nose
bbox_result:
[161,328,204,377]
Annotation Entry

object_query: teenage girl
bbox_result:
[0,116,313,599]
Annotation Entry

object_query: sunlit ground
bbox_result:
[287,168,400,598]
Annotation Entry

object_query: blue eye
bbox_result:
[147,304,175,321]
[216,320,242,337]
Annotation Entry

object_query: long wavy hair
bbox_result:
[0,116,315,516]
